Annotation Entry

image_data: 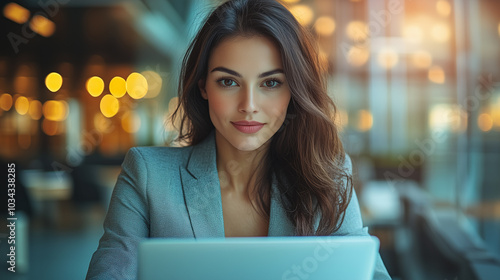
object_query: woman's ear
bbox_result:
[198,79,207,100]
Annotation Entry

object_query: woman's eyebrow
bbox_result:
[210,67,284,78]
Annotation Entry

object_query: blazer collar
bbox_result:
[180,130,295,238]
[180,131,225,238]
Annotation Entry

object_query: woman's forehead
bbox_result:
[208,35,284,76]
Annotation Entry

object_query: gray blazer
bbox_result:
[86,132,391,280]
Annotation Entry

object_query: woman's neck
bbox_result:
[214,131,269,196]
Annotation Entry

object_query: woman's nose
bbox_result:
[238,86,258,113]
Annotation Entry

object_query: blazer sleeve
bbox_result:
[333,155,392,280]
[86,148,149,280]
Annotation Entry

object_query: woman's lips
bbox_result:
[231,121,265,134]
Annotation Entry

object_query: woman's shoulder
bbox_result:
[130,145,194,158]
[122,145,194,171]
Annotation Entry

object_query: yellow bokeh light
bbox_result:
[498,22,500,37]
[126,72,148,99]
[121,111,141,133]
[357,110,373,132]
[428,66,445,84]
[86,76,105,97]
[3,3,30,24]
[42,119,59,136]
[141,71,162,99]
[436,0,451,17]
[100,94,119,118]
[289,5,314,26]
[45,72,63,92]
[403,25,423,44]
[109,76,127,98]
[43,100,68,121]
[377,48,399,69]
[15,96,29,115]
[411,51,433,68]
[431,23,450,43]
[28,100,42,120]
[491,106,500,128]
[314,17,336,36]
[429,105,465,132]
[281,0,300,3]
[0,93,13,111]
[346,21,368,42]
[29,15,55,37]
[478,113,493,132]
[347,46,370,67]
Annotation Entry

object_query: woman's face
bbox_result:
[201,35,291,152]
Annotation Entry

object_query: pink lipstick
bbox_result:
[231,121,265,134]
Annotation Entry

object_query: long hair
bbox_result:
[171,0,352,236]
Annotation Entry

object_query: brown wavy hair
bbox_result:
[171,0,352,236]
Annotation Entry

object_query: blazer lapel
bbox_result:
[180,132,225,238]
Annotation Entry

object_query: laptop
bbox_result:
[138,236,379,280]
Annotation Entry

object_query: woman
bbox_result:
[87,0,391,279]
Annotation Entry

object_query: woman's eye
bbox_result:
[218,79,237,87]
[263,79,282,88]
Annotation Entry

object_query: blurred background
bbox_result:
[0,0,499,279]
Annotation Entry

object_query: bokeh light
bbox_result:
[29,15,56,37]
[109,76,127,98]
[100,94,119,118]
[3,2,30,24]
[45,72,63,92]
[478,113,493,132]
[43,100,68,121]
[429,105,465,132]
[436,0,451,17]
[346,21,368,42]
[121,111,141,133]
[431,23,451,43]
[492,103,500,128]
[377,48,399,69]
[86,76,105,97]
[403,25,423,44]
[411,51,433,69]
[314,16,336,36]
[428,66,445,84]
[0,93,13,111]
[126,72,148,99]
[28,100,42,120]
[15,96,29,115]
[141,71,162,99]
[347,46,370,67]
[42,119,59,136]
[288,5,314,26]
[357,110,373,132]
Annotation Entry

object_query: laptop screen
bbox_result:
[138,236,379,280]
